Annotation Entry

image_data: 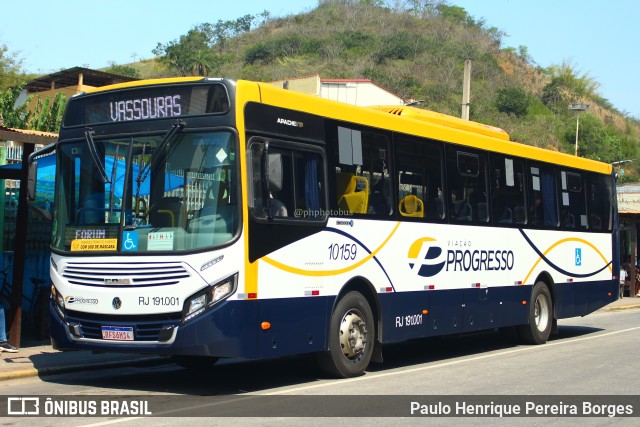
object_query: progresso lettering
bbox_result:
[445,249,514,272]
[109,95,182,122]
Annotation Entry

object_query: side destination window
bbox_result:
[527,162,559,228]
[447,147,489,224]
[395,135,444,221]
[490,154,526,225]
[560,170,587,230]
[333,125,392,217]
[588,173,613,231]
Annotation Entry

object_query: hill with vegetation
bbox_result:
[4,0,639,179]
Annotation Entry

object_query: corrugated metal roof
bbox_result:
[26,66,138,93]
[0,125,57,145]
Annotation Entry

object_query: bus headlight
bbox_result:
[51,285,66,320]
[186,294,207,319]
[182,274,237,323]
[212,281,234,303]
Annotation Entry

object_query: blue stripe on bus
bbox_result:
[50,279,616,359]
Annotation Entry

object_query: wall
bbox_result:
[320,81,404,107]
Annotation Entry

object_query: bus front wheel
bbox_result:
[518,281,553,345]
[318,291,375,378]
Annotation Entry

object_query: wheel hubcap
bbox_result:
[534,294,550,332]
[339,309,368,359]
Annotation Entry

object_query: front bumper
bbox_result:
[50,298,259,359]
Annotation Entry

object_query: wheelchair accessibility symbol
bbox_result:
[575,248,582,266]
[122,231,139,252]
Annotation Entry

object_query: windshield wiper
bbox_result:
[84,129,110,183]
[135,119,185,190]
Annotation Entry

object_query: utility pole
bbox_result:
[568,104,589,156]
[461,60,471,120]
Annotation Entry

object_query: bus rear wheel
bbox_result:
[518,281,553,344]
[317,291,374,378]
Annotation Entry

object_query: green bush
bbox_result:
[495,87,531,117]
[244,35,322,64]
[376,32,422,64]
[338,31,375,56]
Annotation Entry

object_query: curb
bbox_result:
[0,356,169,381]
[601,304,640,312]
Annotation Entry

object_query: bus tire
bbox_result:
[171,355,219,370]
[317,291,375,378]
[518,281,553,345]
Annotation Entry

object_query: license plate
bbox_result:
[101,326,134,341]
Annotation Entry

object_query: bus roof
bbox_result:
[252,81,612,176]
[72,77,612,176]
[370,106,511,141]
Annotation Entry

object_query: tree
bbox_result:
[211,15,255,53]
[0,43,25,90]
[153,24,217,76]
[0,82,66,132]
[544,59,600,100]
[103,62,141,79]
[565,113,622,162]
[0,83,31,128]
[495,87,531,117]
[436,4,479,26]
[153,15,257,76]
[30,92,66,132]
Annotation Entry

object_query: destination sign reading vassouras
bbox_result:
[109,95,182,122]
[63,83,229,127]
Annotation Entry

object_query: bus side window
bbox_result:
[560,170,587,230]
[447,148,488,224]
[249,140,326,222]
[589,173,613,231]
[490,154,525,226]
[333,125,390,217]
[267,153,288,217]
[528,163,559,228]
[394,135,443,221]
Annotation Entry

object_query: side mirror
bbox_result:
[27,142,56,202]
[27,160,38,201]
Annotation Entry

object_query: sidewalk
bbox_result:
[0,341,168,381]
[1,297,639,382]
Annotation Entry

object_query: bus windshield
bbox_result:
[52,129,238,253]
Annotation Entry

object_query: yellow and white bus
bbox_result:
[41,77,618,377]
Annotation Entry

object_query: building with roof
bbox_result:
[22,66,137,102]
[16,66,138,117]
[617,183,640,296]
[270,74,408,106]
[0,67,138,345]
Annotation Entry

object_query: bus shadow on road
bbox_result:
[366,324,604,373]
[41,325,605,395]
[553,324,605,340]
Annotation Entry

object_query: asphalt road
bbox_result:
[1,308,639,425]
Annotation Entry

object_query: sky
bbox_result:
[1,0,638,118]
[447,0,639,118]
